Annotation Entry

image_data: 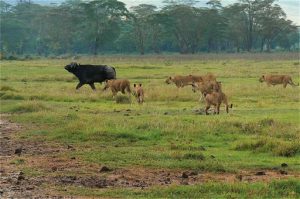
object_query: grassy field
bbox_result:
[1,53,300,198]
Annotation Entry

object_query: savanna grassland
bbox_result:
[1,53,300,198]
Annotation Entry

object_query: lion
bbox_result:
[192,80,222,93]
[192,80,222,101]
[191,74,216,82]
[103,79,131,97]
[165,74,216,88]
[259,75,299,88]
[165,75,193,88]
[203,91,233,115]
[133,83,144,104]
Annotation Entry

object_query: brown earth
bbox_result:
[1,114,299,198]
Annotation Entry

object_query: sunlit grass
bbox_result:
[0,54,299,197]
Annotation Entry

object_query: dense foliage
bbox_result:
[0,0,299,56]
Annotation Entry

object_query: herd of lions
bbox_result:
[102,73,298,115]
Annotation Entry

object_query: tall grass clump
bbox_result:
[0,85,17,92]
[234,138,300,157]
[11,101,50,113]
[115,95,131,104]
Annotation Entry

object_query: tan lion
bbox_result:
[203,91,233,115]
[165,74,216,88]
[259,75,299,88]
[191,74,216,82]
[192,80,222,94]
[192,80,222,101]
[103,79,131,97]
[133,83,144,104]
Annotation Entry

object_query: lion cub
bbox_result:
[133,84,144,104]
[203,91,232,115]
[103,79,131,97]
[259,75,299,88]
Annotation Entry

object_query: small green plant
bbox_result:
[11,159,25,165]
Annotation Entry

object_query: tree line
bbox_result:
[0,0,299,56]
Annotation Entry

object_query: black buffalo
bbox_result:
[65,62,116,90]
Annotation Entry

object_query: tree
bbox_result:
[223,3,247,52]
[202,0,226,52]
[130,4,157,55]
[256,2,291,52]
[79,0,128,55]
[0,0,298,55]
[162,5,199,54]
[237,0,261,51]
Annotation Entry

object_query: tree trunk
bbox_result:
[260,38,265,52]
[266,39,271,52]
[152,30,160,54]
[94,37,99,55]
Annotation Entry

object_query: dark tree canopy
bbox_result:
[0,0,298,57]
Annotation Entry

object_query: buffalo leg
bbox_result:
[76,82,84,90]
[89,83,96,90]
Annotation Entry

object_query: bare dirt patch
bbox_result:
[50,167,300,191]
[0,115,67,198]
[1,114,299,198]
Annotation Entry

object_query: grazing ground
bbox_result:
[0,53,300,198]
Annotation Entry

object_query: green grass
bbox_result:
[59,179,300,198]
[1,54,299,197]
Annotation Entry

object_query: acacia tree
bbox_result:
[146,12,166,54]
[130,4,157,55]
[237,0,261,51]
[223,3,247,52]
[256,1,292,52]
[162,5,199,54]
[80,0,128,55]
[0,0,299,55]
[202,0,227,52]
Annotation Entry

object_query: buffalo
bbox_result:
[65,62,116,90]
